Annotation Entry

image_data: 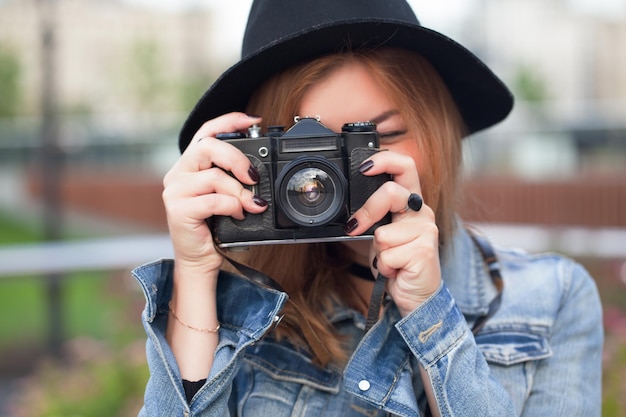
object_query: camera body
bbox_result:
[211,117,390,248]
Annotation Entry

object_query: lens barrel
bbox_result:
[276,156,347,227]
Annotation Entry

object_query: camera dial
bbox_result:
[342,121,376,132]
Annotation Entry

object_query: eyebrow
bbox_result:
[370,109,401,125]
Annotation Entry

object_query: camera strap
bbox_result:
[363,228,504,336]
[364,272,388,332]
[217,249,334,367]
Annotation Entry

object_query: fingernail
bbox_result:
[247,113,261,119]
[252,195,268,207]
[372,256,378,270]
[358,160,374,174]
[248,165,260,183]
[343,217,358,233]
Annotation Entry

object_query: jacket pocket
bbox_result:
[475,325,552,366]
[244,340,342,392]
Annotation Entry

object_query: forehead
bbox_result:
[298,61,395,131]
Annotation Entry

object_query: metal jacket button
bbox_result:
[358,380,371,391]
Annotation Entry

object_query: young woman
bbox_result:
[133,1,603,416]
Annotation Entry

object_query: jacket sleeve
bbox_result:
[344,283,518,417]
[344,258,603,417]
[132,259,288,417]
[518,260,603,416]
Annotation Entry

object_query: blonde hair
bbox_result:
[227,48,465,364]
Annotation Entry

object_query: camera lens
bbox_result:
[276,157,347,227]
[288,168,330,209]
[294,173,324,205]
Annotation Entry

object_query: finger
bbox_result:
[182,113,262,177]
[168,168,249,198]
[372,212,437,252]
[191,112,261,143]
[164,170,267,220]
[343,181,415,235]
[394,193,424,217]
[179,135,260,185]
[178,193,251,221]
[358,151,422,196]
[373,222,439,279]
[165,155,262,217]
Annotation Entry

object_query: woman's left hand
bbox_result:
[344,150,442,317]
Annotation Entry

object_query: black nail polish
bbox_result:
[248,166,260,183]
[372,256,378,270]
[252,195,268,207]
[358,160,374,174]
[343,217,358,233]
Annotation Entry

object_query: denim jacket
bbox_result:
[132,226,603,417]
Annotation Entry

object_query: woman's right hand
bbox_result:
[163,112,267,381]
[162,112,268,277]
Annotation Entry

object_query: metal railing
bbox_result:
[0,234,173,277]
[1,224,624,279]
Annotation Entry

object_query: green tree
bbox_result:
[513,64,547,103]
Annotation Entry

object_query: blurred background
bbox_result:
[0,0,624,415]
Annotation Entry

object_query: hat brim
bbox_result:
[179,20,513,152]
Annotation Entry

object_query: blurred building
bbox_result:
[463,0,626,179]
[1,0,624,122]
[479,0,626,115]
[0,0,223,114]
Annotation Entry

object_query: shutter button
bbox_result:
[358,380,371,391]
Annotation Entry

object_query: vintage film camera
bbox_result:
[210,117,390,248]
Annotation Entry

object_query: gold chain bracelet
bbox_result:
[168,301,220,333]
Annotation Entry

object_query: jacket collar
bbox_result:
[441,224,500,317]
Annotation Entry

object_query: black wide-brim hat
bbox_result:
[179,0,514,152]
